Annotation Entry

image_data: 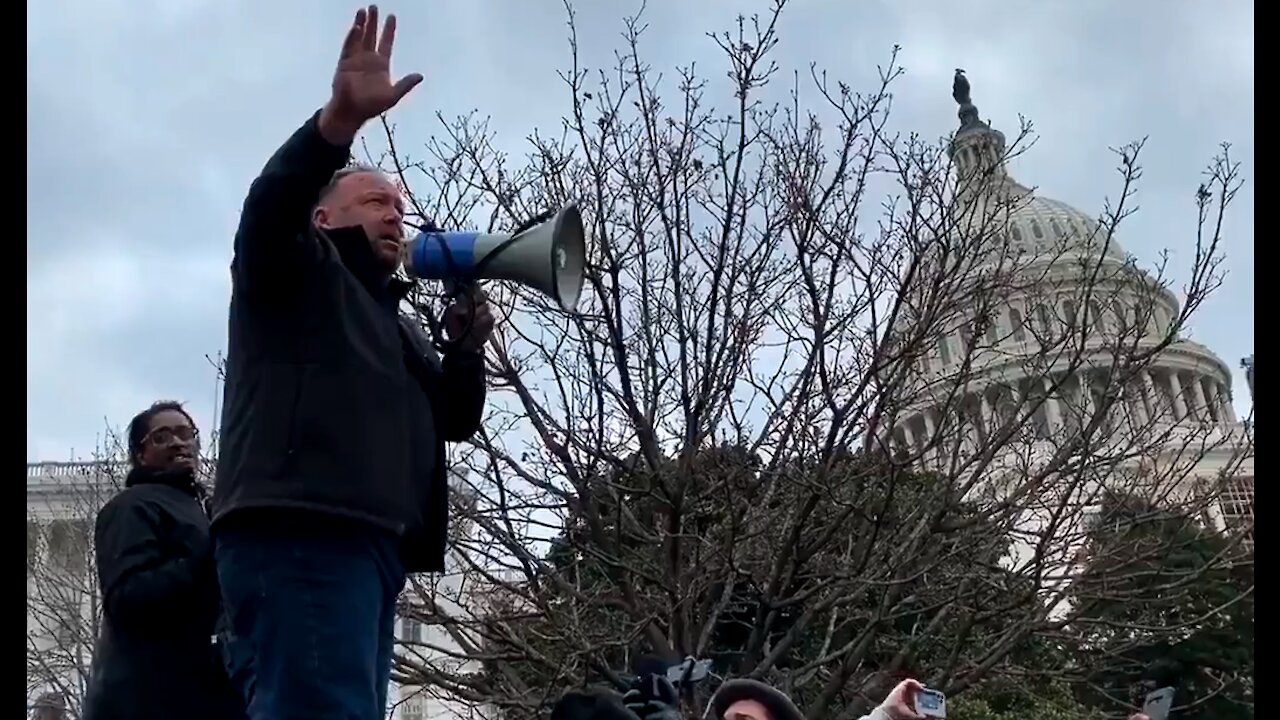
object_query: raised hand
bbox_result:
[622,675,682,720]
[319,5,423,144]
[877,679,926,720]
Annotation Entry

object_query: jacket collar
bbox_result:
[321,225,412,304]
[125,466,201,498]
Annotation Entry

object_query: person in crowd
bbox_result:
[710,677,924,720]
[706,678,1157,720]
[553,674,920,720]
[551,688,641,720]
[211,4,491,719]
[555,673,1157,720]
[83,401,243,720]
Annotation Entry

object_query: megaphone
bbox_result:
[402,203,586,313]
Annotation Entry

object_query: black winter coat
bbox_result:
[83,467,243,720]
[211,110,486,573]
[551,690,640,720]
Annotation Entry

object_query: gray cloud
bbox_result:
[26,0,1253,459]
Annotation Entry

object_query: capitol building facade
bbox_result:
[882,73,1253,570]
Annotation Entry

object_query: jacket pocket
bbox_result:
[280,365,311,470]
[235,363,307,479]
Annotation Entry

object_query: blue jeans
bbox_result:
[215,518,406,720]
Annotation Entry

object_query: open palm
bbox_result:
[331,5,422,123]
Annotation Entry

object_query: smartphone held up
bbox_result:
[915,687,946,718]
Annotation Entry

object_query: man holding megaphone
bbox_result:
[210,7,494,719]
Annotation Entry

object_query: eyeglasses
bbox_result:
[145,426,201,448]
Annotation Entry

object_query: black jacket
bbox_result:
[83,468,243,720]
[211,110,486,573]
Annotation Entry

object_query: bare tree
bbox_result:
[27,444,126,720]
[359,5,1250,718]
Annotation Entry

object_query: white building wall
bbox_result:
[26,461,123,719]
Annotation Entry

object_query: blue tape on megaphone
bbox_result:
[408,231,480,279]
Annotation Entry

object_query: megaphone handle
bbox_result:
[441,277,461,298]
[431,279,482,355]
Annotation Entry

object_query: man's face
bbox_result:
[314,170,407,274]
[723,699,771,720]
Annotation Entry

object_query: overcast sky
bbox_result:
[26,0,1253,461]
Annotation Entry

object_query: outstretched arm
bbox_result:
[233,3,423,292]
[231,111,353,291]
